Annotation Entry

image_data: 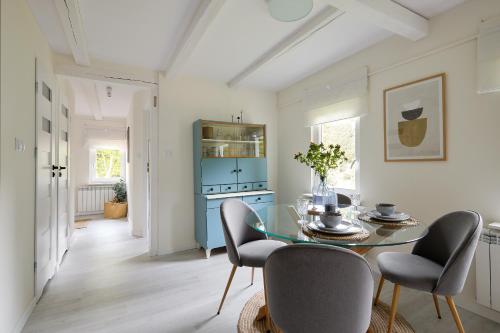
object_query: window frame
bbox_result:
[89,147,126,184]
[311,117,360,195]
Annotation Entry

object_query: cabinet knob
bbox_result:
[257,197,261,201]
[259,184,262,187]
[227,187,231,190]
[232,169,237,173]
[210,188,213,191]
[243,186,247,188]
[238,169,242,172]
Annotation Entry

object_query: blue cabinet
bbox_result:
[193,119,273,258]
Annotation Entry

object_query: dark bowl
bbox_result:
[402,107,423,121]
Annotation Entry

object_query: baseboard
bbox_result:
[156,244,198,256]
[455,299,500,324]
[12,297,36,333]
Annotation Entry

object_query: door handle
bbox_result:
[59,166,67,170]
[52,165,58,170]
[58,172,62,177]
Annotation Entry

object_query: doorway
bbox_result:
[34,68,158,297]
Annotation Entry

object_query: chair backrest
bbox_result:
[220,199,267,266]
[337,193,352,206]
[412,211,482,295]
[265,245,373,333]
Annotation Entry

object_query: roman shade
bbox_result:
[304,66,368,126]
[477,17,500,94]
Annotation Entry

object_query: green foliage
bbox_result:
[294,142,348,180]
[96,149,122,178]
[112,179,127,203]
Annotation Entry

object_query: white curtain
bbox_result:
[304,66,368,126]
[477,17,500,94]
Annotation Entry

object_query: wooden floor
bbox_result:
[23,219,500,333]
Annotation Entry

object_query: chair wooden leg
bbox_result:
[433,294,442,319]
[251,267,255,286]
[217,265,237,315]
[263,270,272,332]
[374,277,385,306]
[387,284,400,333]
[446,296,465,333]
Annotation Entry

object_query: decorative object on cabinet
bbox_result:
[193,120,274,258]
[384,73,446,162]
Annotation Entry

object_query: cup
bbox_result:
[376,203,396,216]
[320,213,343,228]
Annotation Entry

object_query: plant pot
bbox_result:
[104,202,128,219]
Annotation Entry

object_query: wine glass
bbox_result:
[296,198,309,225]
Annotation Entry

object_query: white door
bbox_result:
[35,60,56,298]
[57,105,70,264]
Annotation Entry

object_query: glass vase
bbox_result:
[312,175,337,208]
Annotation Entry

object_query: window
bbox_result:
[90,148,125,183]
[313,117,359,192]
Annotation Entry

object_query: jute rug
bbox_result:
[237,291,415,333]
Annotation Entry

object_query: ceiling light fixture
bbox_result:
[267,0,313,22]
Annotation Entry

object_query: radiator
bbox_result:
[476,228,500,311]
[76,184,114,216]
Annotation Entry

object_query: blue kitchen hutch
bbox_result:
[193,119,274,258]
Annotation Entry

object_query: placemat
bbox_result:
[358,213,420,227]
[301,224,370,241]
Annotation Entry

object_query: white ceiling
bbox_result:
[65,77,145,119]
[28,0,465,92]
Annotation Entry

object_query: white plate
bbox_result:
[306,221,362,235]
[367,210,410,222]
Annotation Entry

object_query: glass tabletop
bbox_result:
[245,204,428,248]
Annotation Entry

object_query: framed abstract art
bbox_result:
[384,73,446,162]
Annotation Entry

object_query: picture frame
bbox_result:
[384,73,446,162]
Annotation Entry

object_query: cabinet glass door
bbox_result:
[200,121,265,158]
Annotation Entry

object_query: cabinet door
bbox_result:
[201,158,237,185]
[237,158,267,183]
[206,208,225,249]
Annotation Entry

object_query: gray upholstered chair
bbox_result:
[217,199,286,315]
[338,193,352,206]
[375,211,482,333]
[265,244,374,333]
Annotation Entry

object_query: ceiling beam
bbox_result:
[227,6,344,88]
[324,0,428,41]
[54,0,91,66]
[164,0,226,78]
[54,53,158,87]
[78,80,103,120]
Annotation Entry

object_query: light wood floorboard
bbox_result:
[23,219,500,333]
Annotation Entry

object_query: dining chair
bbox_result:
[217,199,286,315]
[265,244,374,333]
[374,211,482,333]
[337,193,352,206]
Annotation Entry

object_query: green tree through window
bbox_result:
[95,149,122,178]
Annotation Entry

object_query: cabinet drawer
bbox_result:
[252,182,267,190]
[206,198,226,209]
[220,184,237,193]
[238,183,253,191]
[202,185,220,194]
[243,194,274,205]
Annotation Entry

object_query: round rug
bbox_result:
[237,291,415,333]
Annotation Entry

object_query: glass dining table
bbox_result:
[245,204,429,255]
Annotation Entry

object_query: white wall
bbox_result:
[0,0,55,331]
[126,89,151,237]
[157,75,278,254]
[277,0,500,322]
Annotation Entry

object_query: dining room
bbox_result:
[6,0,500,333]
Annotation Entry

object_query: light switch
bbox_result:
[15,138,26,152]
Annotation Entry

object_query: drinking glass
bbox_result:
[350,193,361,210]
[296,198,309,225]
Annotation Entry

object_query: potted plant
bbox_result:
[104,179,128,219]
[294,142,348,208]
